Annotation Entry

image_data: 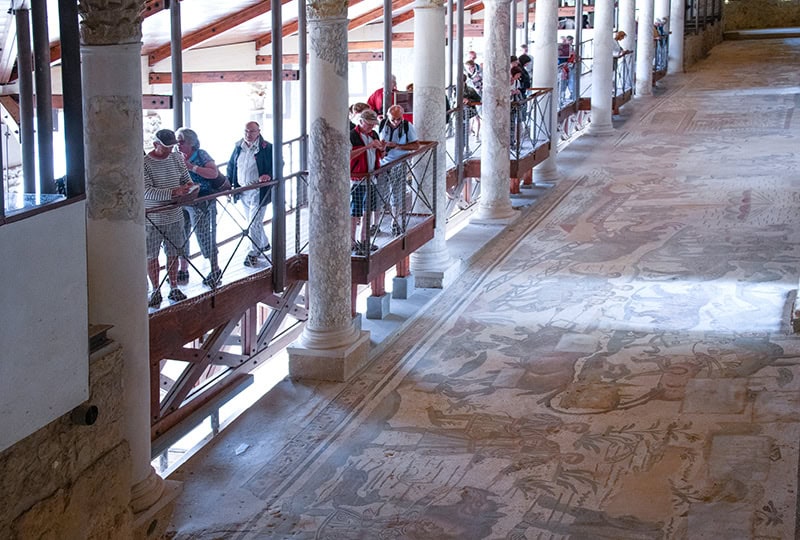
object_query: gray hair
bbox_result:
[175,127,200,151]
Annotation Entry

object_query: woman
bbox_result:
[175,127,225,288]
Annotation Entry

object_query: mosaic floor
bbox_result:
[170,38,800,539]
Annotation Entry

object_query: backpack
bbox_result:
[379,118,410,141]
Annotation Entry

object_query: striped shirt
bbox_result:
[144,151,191,226]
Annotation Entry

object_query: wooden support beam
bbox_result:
[256,51,384,64]
[255,0,369,48]
[348,40,413,50]
[349,0,415,31]
[148,0,294,66]
[392,10,415,26]
[0,95,20,126]
[149,70,300,84]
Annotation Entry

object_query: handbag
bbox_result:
[210,170,231,192]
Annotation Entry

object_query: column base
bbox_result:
[586,122,615,136]
[132,478,181,539]
[288,330,371,382]
[471,208,521,227]
[392,275,416,299]
[366,294,391,320]
[533,164,559,184]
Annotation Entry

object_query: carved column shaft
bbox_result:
[477,0,516,220]
[588,0,615,134]
[79,0,164,512]
[635,0,656,96]
[409,0,451,277]
[531,0,558,182]
[301,0,359,349]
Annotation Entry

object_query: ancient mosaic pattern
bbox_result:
[175,38,800,540]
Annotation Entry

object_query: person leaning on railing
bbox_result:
[176,127,227,288]
[144,129,195,308]
[349,109,386,254]
[226,121,273,268]
[378,105,419,236]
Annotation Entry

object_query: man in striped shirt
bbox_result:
[144,129,194,307]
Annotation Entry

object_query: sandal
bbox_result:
[168,288,187,302]
[148,290,162,308]
[202,270,222,288]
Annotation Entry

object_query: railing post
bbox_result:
[58,0,85,197]
[271,0,285,292]
[15,6,36,194]
[170,0,183,129]
[31,0,54,194]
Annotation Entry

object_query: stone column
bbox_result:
[409,0,451,288]
[618,0,637,52]
[531,0,558,183]
[476,0,517,221]
[655,0,670,23]
[79,0,176,532]
[668,0,685,74]
[635,0,656,96]
[587,0,615,135]
[287,0,369,382]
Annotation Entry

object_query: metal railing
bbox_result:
[654,36,669,73]
[511,88,553,160]
[348,141,438,256]
[444,100,482,219]
[557,62,578,110]
[1,0,84,226]
[613,51,635,98]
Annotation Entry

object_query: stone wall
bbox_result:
[724,0,800,30]
[684,20,725,69]
[0,343,134,539]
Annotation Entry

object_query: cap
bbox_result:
[154,129,178,147]
[360,109,379,124]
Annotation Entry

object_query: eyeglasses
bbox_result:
[244,128,260,133]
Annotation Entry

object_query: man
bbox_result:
[350,109,385,253]
[144,128,194,307]
[378,105,419,236]
[227,121,273,267]
[366,75,397,119]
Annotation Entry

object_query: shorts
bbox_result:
[146,219,186,259]
[350,180,378,217]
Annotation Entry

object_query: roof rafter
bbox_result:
[349,0,415,31]
[254,0,369,49]
[148,0,293,66]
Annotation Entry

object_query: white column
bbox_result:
[288,0,369,381]
[635,0,656,96]
[410,0,451,280]
[655,0,670,24]
[79,0,167,517]
[619,0,637,52]
[587,0,615,135]
[476,0,516,220]
[668,0,685,74]
[531,0,558,183]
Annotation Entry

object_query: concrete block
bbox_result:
[366,293,391,319]
[392,275,415,299]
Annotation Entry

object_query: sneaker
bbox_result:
[392,222,404,236]
[202,270,222,288]
[148,290,162,308]
[354,241,378,255]
[168,288,187,302]
[243,254,260,267]
[368,224,380,236]
[176,270,190,285]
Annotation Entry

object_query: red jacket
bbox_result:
[350,127,382,179]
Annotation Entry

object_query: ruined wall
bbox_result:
[0,343,134,539]
[684,21,725,69]
[724,0,800,30]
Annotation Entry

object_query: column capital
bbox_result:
[78,0,143,45]
[307,0,349,21]
[414,0,446,9]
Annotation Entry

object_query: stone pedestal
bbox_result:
[288,331,371,382]
[587,0,615,135]
[635,0,656,96]
[531,0,559,183]
[477,0,516,220]
[392,275,415,299]
[410,0,451,279]
[366,294,391,319]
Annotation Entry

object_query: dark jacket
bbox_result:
[227,136,273,203]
